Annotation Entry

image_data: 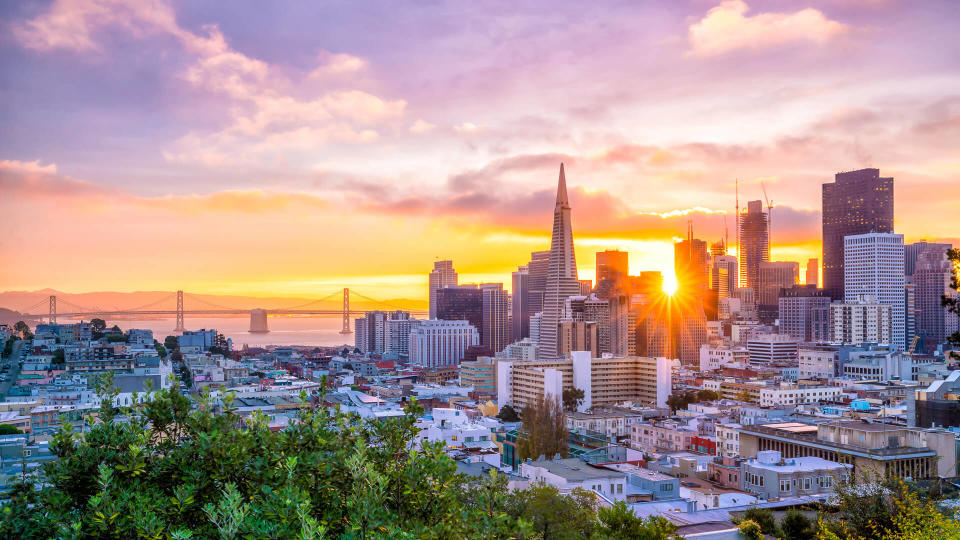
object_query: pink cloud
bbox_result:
[688,0,849,57]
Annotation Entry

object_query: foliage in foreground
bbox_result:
[0,376,677,539]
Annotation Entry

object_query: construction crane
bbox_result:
[907,334,920,355]
[761,180,773,251]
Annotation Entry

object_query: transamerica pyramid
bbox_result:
[539,163,581,359]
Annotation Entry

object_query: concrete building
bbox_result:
[905,241,952,277]
[757,384,843,407]
[716,423,742,458]
[520,457,627,502]
[741,450,851,499]
[912,370,960,429]
[822,169,894,300]
[385,316,419,357]
[435,286,483,343]
[459,356,498,397]
[746,334,799,364]
[738,421,956,480]
[511,265,530,341]
[712,255,738,300]
[497,353,672,412]
[758,261,799,313]
[558,320,599,358]
[408,319,479,368]
[799,348,837,379]
[429,260,458,319]
[354,311,390,354]
[699,344,748,373]
[480,283,510,353]
[806,258,819,288]
[540,164,582,360]
[595,250,629,298]
[779,285,831,342]
[912,245,959,353]
[842,352,931,382]
[844,232,905,349]
[739,200,770,299]
[829,296,892,347]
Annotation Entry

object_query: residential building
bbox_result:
[520,457,627,501]
[712,255,738,299]
[354,311,389,354]
[460,356,498,396]
[741,450,851,499]
[540,164,581,360]
[558,320,599,358]
[385,316,420,357]
[822,168,894,300]
[799,348,837,379]
[497,353,672,412]
[429,260,458,319]
[408,320,479,368]
[699,344,748,373]
[829,295,892,346]
[716,423,742,458]
[758,384,843,407]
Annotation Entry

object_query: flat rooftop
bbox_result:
[526,457,625,482]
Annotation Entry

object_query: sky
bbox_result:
[1,0,958,300]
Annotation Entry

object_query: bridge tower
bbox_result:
[339,288,352,334]
[49,295,57,324]
[174,290,185,333]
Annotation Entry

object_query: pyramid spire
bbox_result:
[556,163,569,207]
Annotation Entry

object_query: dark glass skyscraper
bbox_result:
[739,200,769,298]
[435,286,483,343]
[822,168,894,300]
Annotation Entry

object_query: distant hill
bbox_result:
[0,289,428,315]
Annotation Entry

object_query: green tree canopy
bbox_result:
[0,424,23,435]
[562,387,585,412]
[497,404,520,422]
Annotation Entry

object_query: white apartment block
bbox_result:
[699,344,749,373]
[715,423,741,458]
[829,296,892,347]
[758,384,842,407]
[798,349,837,379]
[844,233,905,350]
[497,353,672,412]
[408,319,479,368]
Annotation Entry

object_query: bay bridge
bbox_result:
[16,289,427,334]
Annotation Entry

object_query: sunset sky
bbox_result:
[1,0,958,301]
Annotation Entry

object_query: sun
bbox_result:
[662,273,678,296]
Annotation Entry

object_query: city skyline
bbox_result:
[2,0,960,299]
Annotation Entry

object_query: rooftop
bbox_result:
[525,457,625,482]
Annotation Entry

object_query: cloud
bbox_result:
[409,119,436,134]
[12,0,405,166]
[0,158,328,214]
[688,0,848,57]
[454,122,480,133]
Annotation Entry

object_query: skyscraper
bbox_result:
[435,286,483,342]
[844,233,905,349]
[778,285,830,342]
[354,311,389,354]
[540,164,580,359]
[674,236,709,293]
[806,258,819,287]
[711,255,738,299]
[822,169,894,300]
[912,246,959,353]
[527,250,550,317]
[480,283,510,353]
[596,250,629,298]
[511,265,530,341]
[905,241,952,277]
[429,260,458,319]
[739,200,769,297]
[758,261,799,310]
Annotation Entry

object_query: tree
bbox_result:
[3,337,14,358]
[736,390,754,403]
[738,520,763,540]
[51,348,65,367]
[781,509,813,540]
[91,318,106,338]
[0,424,23,435]
[666,391,695,413]
[13,321,30,335]
[696,389,720,402]
[517,394,568,461]
[109,324,121,333]
[497,404,520,422]
[742,507,778,537]
[164,335,180,352]
[943,248,960,352]
[562,387,585,412]
[509,484,597,540]
[597,500,677,539]
[155,344,168,358]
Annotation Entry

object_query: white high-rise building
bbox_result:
[429,260,458,319]
[540,164,581,359]
[844,233,905,350]
[385,317,420,357]
[408,319,479,368]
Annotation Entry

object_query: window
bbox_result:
[780,479,790,492]
[804,478,811,491]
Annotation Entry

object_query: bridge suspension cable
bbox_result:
[282,291,342,311]
[349,291,419,313]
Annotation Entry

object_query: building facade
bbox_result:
[408,319,479,368]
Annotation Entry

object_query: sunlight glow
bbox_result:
[662,273,678,295]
